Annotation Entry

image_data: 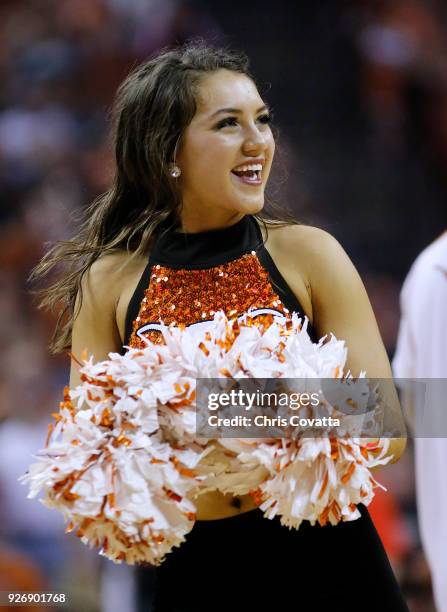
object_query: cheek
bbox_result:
[182,138,235,188]
[264,132,275,176]
[266,130,275,157]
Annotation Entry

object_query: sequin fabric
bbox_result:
[129,250,289,349]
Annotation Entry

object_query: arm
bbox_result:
[291,226,407,463]
[69,254,125,388]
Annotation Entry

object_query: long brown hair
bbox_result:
[32,40,299,354]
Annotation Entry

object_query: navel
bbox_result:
[231,496,242,509]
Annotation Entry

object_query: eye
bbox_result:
[257,113,272,125]
[214,112,273,130]
[215,116,238,129]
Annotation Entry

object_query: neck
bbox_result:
[178,208,246,234]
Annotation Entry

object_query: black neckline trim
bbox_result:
[149,214,263,269]
[172,214,247,237]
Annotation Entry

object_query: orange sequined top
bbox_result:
[125,214,316,349]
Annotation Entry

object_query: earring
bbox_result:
[169,164,181,178]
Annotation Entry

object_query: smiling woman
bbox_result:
[31,41,408,611]
[174,69,275,230]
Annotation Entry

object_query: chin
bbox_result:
[242,199,265,215]
[231,196,264,215]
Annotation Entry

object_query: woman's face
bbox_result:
[176,69,275,230]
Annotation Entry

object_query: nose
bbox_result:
[242,123,268,155]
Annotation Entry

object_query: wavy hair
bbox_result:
[31,40,299,353]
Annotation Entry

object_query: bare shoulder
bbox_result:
[260,221,366,330]
[266,223,340,257]
[79,250,148,332]
[69,251,147,381]
[84,250,147,289]
[263,222,347,280]
[70,250,149,368]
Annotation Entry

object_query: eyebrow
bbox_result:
[209,105,269,119]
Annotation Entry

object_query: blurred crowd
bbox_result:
[1,1,446,610]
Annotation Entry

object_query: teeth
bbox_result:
[232,163,263,172]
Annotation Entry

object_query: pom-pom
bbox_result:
[20,310,392,564]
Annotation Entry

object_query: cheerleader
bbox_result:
[33,41,408,611]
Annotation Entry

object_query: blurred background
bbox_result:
[1,0,446,610]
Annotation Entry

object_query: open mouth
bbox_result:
[231,163,263,185]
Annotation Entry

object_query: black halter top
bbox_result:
[124,214,316,349]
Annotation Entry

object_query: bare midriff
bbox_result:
[192,490,258,520]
